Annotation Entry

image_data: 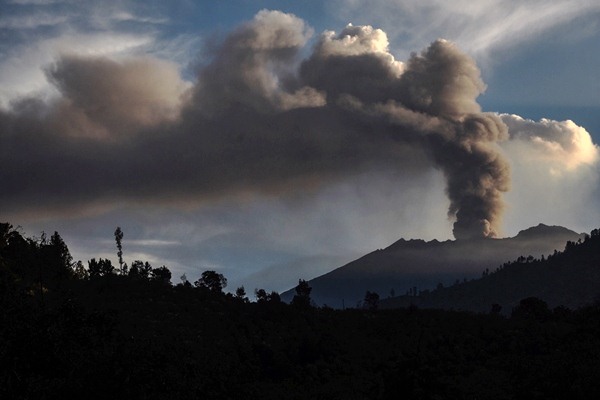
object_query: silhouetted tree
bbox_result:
[512,297,551,321]
[73,260,89,280]
[235,286,248,302]
[255,289,281,303]
[49,231,73,275]
[114,227,126,275]
[129,260,152,280]
[151,266,172,285]
[194,270,227,293]
[268,291,281,303]
[140,262,152,279]
[291,279,312,308]
[128,260,141,278]
[363,291,380,310]
[178,273,192,288]
[0,222,11,249]
[0,224,33,284]
[490,303,502,315]
[35,231,73,288]
[88,258,114,278]
[255,288,268,302]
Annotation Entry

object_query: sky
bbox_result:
[1,0,599,293]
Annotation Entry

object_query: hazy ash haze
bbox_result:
[1,1,599,292]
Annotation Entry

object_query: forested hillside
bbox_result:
[2,222,600,399]
[381,229,600,313]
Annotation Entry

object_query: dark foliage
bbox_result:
[2,222,600,399]
[194,270,227,293]
[363,291,380,310]
[291,279,312,308]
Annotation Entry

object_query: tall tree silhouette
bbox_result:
[49,231,73,278]
[114,227,125,275]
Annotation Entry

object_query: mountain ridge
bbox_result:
[282,223,585,307]
[380,228,600,313]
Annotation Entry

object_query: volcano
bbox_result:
[282,224,584,307]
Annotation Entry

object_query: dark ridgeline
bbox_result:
[380,228,600,313]
[281,224,585,307]
[2,221,600,399]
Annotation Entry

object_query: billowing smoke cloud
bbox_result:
[0,10,596,241]
[299,27,511,239]
[46,55,189,138]
[192,10,325,114]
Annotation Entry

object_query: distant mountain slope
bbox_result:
[282,224,585,307]
[380,229,600,313]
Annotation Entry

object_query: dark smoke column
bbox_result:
[299,27,512,241]
[398,40,511,240]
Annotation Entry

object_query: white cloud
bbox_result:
[500,114,600,235]
[502,114,599,171]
